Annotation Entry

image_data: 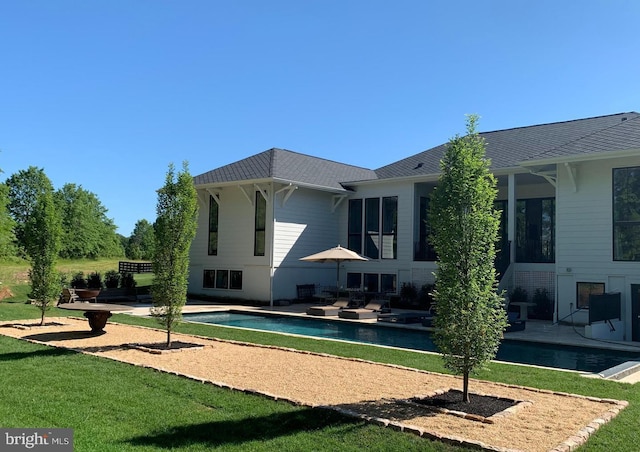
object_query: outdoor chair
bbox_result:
[58,288,79,305]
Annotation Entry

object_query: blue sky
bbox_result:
[1,1,639,236]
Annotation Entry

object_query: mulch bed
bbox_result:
[411,389,517,418]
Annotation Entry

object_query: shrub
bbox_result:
[418,283,435,311]
[104,270,121,289]
[400,282,418,302]
[533,288,553,320]
[87,272,102,289]
[507,286,528,313]
[120,272,137,289]
[70,272,87,289]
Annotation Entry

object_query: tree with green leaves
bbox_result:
[5,166,54,255]
[0,181,17,258]
[54,183,124,259]
[429,115,507,403]
[151,162,199,347]
[24,189,62,325]
[126,219,155,260]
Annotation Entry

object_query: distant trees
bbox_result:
[5,166,54,256]
[126,219,155,260]
[151,162,198,347]
[430,115,507,403]
[54,183,124,259]
[24,188,62,325]
[3,167,126,260]
[0,181,16,258]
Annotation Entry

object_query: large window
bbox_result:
[516,198,555,263]
[415,196,436,261]
[364,198,380,258]
[613,166,640,261]
[254,191,266,256]
[208,196,219,255]
[349,196,398,259]
[348,199,363,254]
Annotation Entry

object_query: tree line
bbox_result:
[0,166,155,260]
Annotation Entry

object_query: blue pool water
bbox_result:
[183,311,640,374]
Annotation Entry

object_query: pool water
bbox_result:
[183,311,640,374]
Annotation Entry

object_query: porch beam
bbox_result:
[206,188,221,205]
[238,185,254,205]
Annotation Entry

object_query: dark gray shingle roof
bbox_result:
[193,148,378,190]
[374,112,640,179]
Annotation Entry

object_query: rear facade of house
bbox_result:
[189,112,640,342]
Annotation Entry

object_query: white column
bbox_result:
[508,173,516,264]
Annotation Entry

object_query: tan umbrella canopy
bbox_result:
[300,245,368,290]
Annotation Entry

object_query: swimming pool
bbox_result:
[183,311,640,374]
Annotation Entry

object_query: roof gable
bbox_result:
[193,148,377,191]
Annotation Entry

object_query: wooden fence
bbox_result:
[118,261,153,274]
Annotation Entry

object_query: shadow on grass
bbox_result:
[0,347,76,361]
[124,407,359,448]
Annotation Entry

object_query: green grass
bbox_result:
[0,302,639,451]
[1,259,639,450]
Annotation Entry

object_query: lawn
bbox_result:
[1,259,639,450]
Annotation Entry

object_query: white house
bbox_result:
[189,112,640,341]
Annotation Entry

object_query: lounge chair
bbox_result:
[306,298,350,316]
[338,299,386,320]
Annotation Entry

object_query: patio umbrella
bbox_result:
[299,245,368,290]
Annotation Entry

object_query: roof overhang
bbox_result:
[519,148,640,167]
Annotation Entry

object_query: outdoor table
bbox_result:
[58,302,133,333]
[510,301,537,321]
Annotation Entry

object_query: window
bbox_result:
[254,191,266,256]
[516,198,555,263]
[203,270,216,288]
[364,198,380,258]
[613,166,640,261]
[216,270,229,289]
[348,199,363,254]
[363,273,379,292]
[208,196,219,255]
[203,269,243,290]
[346,272,362,290]
[577,282,605,309]
[415,196,436,261]
[380,273,397,294]
[230,271,243,290]
[349,196,398,259]
[381,197,397,259]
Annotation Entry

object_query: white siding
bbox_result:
[555,155,640,338]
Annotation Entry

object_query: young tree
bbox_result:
[151,162,199,347]
[24,189,62,325]
[430,115,507,402]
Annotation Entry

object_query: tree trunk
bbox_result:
[40,310,45,326]
[166,328,172,349]
[462,371,470,402]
